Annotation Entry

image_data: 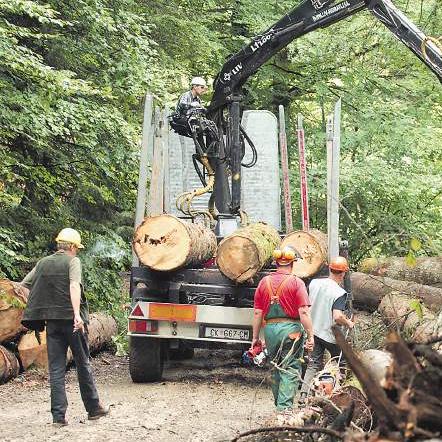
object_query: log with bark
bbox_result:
[133,214,217,271]
[378,293,442,344]
[216,222,280,283]
[0,345,20,384]
[351,272,442,313]
[0,279,28,343]
[17,313,118,371]
[281,229,327,278]
[359,256,442,288]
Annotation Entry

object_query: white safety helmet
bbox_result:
[191,76,207,87]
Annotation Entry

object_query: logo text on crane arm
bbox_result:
[312,1,350,22]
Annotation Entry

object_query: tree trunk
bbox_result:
[0,279,28,343]
[0,345,20,384]
[359,256,442,288]
[86,313,118,354]
[351,272,442,312]
[378,293,442,343]
[281,229,327,278]
[133,214,217,271]
[17,313,118,370]
[217,222,280,283]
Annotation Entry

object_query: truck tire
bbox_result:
[129,337,164,382]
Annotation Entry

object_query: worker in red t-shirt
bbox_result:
[251,245,314,412]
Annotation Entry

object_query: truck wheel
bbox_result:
[129,337,164,382]
[169,342,195,360]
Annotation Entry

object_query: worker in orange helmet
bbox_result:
[251,245,314,413]
[300,256,354,402]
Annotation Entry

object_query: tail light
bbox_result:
[128,320,158,334]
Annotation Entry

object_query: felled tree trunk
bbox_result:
[0,345,20,384]
[281,229,327,278]
[0,279,28,343]
[378,293,442,343]
[217,222,280,283]
[359,256,442,288]
[18,313,118,370]
[133,214,217,271]
[351,272,442,312]
[87,313,118,354]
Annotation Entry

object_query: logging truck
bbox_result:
[128,0,442,382]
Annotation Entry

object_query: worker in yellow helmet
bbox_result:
[18,228,109,426]
[300,256,354,403]
[251,245,314,413]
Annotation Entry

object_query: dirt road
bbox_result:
[0,350,273,442]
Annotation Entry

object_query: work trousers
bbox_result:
[264,321,306,411]
[46,320,100,421]
[301,335,345,395]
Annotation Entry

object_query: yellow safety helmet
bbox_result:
[55,228,84,249]
[273,245,300,265]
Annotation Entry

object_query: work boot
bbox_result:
[88,404,110,420]
[52,418,68,427]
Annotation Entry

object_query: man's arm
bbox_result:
[70,281,84,332]
[69,257,84,332]
[333,309,354,329]
[299,305,314,352]
[251,308,263,350]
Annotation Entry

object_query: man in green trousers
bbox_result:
[251,245,314,412]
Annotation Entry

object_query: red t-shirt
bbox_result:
[254,271,310,318]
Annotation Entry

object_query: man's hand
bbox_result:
[249,338,260,351]
[73,314,84,333]
[304,335,314,352]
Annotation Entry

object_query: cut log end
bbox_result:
[281,229,327,278]
[133,214,191,271]
[217,236,260,283]
[0,345,20,384]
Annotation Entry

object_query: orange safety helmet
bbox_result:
[329,256,349,272]
[273,245,300,265]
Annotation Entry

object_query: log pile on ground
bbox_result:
[281,229,327,278]
[133,214,217,271]
[351,272,442,312]
[0,278,118,383]
[359,256,442,288]
[217,222,280,283]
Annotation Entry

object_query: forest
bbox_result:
[1,0,441,316]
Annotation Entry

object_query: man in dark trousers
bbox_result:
[300,256,354,401]
[251,245,314,412]
[20,228,108,426]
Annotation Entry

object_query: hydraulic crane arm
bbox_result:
[196,0,441,218]
[208,0,441,114]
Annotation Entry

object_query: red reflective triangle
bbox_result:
[131,304,144,317]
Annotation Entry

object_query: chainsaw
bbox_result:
[241,340,268,367]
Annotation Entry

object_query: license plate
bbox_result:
[203,326,251,341]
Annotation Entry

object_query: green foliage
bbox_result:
[409,299,424,321]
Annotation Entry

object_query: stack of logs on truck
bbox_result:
[0,279,117,384]
[133,214,441,440]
